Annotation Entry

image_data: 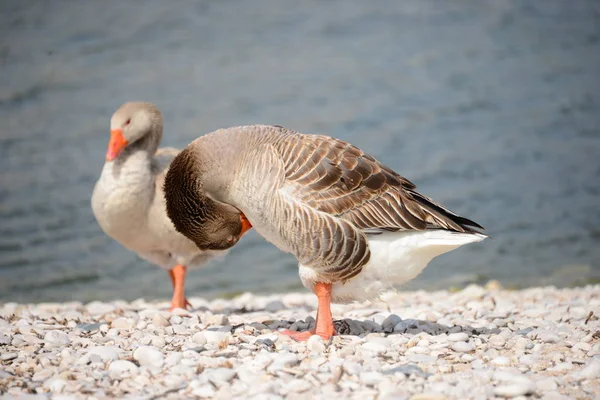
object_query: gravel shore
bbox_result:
[1,283,598,399]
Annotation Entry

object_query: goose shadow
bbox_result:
[268,317,501,337]
[213,305,501,337]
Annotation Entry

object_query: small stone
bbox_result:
[410,393,447,400]
[576,358,600,381]
[360,371,383,386]
[447,332,469,342]
[362,341,388,355]
[407,354,437,364]
[108,360,139,379]
[86,301,116,315]
[493,382,535,398]
[111,317,134,330]
[534,330,560,343]
[572,342,591,352]
[307,335,327,352]
[44,378,67,393]
[268,353,299,372]
[204,331,229,343]
[133,345,164,367]
[287,378,312,393]
[44,330,70,346]
[488,335,506,348]
[451,341,473,353]
[536,378,557,391]
[384,364,428,377]
[207,314,229,326]
[32,369,53,382]
[165,352,183,367]
[491,356,511,366]
[191,383,216,398]
[192,332,207,345]
[1,352,17,361]
[459,284,486,299]
[381,314,402,332]
[206,368,237,387]
[170,315,183,325]
[87,346,120,362]
[152,314,170,327]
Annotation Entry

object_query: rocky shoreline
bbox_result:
[1,284,599,399]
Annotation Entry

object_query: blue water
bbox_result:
[1,0,599,303]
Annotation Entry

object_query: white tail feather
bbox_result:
[299,230,487,303]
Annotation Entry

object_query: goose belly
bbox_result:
[298,230,486,303]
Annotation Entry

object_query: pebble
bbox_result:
[43,378,68,393]
[203,330,229,343]
[152,314,170,327]
[447,332,469,342]
[306,335,327,352]
[43,330,70,346]
[108,360,139,379]
[192,332,207,345]
[576,358,600,381]
[451,341,474,353]
[493,382,536,398]
[133,345,164,367]
[381,314,402,332]
[111,317,134,330]
[87,346,120,362]
[1,352,18,361]
[491,356,511,366]
[0,285,596,399]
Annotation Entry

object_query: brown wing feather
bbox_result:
[273,131,483,234]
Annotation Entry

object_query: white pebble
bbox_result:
[491,356,511,366]
[576,359,600,381]
[206,368,237,387]
[86,301,116,315]
[447,332,469,342]
[44,330,70,347]
[204,330,229,344]
[307,335,327,352]
[133,345,164,367]
[1,352,17,361]
[87,346,120,362]
[192,332,207,345]
[152,314,170,327]
[43,378,67,393]
[536,377,557,391]
[493,382,535,398]
[108,360,139,379]
[451,341,474,353]
[111,317,134,330]
[360,371,382,386]
[362,341,387,355]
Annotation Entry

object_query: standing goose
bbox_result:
[164,125,486,339]
[91,102,252,311]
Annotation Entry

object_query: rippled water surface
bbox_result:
[1,0,599,303]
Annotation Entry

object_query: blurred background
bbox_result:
[1,0,599,304]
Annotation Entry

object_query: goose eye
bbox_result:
[125,118,131,126]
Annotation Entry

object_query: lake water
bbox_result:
[1,0,599,304]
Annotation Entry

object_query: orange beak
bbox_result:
[105,129,128,161]
[239,213,253,237]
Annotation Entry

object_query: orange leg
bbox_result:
[281,282,335,341]
[168,264,192,311]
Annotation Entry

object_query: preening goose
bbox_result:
[91,102,251,311]
[164,125,485,339]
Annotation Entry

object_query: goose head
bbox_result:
[106,102,163,161]
[164,147,252,250]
